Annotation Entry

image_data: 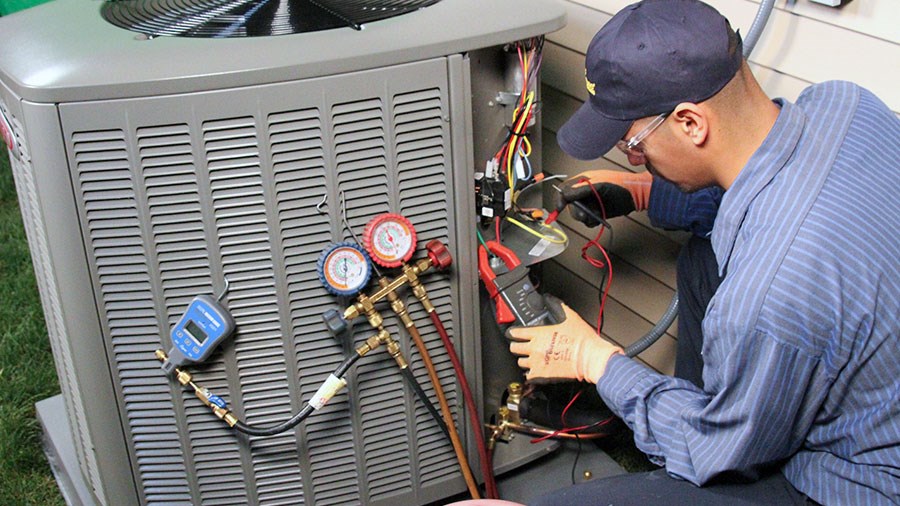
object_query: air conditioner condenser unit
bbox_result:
[0,1,566,505]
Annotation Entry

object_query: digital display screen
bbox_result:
[184,320,208,346]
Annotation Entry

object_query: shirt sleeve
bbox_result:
[647,178,723,237]
[596,332,823,485]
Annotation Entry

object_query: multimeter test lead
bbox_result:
[545,184,612,230]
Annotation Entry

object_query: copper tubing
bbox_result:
[381,279,480,499]
[489,421,611,440]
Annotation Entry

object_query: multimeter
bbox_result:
[478,240,554,328]
[161,294,235,376]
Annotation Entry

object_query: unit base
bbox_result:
[36,395,97,506]
[39,393,627,506]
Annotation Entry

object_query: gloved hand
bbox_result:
[506,295,623,384]
[552,170,653,227]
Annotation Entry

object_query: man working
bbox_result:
[508,0,900,504]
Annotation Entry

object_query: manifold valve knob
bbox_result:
[323,309,350,340]
[426,240,452,270]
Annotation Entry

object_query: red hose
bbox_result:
[430,310,498,498]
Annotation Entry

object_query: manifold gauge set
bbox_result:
[156,212,456,438]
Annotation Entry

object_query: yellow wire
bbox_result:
[505,216,568,245]
[506,91,535,191]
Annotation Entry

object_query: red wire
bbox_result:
[494,216,501,243]
[529,415,618,444]
[561,390,583,428]
[578,177,614,335]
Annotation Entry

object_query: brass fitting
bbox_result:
[384,336,408,369]
[175,370,193,387]
[506,383,523,424]
[403,262,435,313]
[380,278,415,329]
[486,406,514,450]
[193,386,215,407]
[346,293,385,329]
[355,332,384,357]
[344,257,437,320]
[214,406,239,427]
[155,350,194,386]
[155,349,239,429]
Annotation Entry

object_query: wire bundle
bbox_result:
[496,37,544,203]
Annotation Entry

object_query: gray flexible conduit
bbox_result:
[623,0,775,358]
[625,291,679,358]
[741,0,777,59]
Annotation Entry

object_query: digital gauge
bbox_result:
[363,213,418,268]
[317,243,373,296]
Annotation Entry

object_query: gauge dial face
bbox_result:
[320,245,371,295]
[364,214,417,268]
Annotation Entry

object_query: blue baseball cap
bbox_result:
[558,0,743,160]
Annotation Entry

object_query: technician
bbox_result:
[508,0,900,504]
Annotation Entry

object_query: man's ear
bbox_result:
[671,102,709,147]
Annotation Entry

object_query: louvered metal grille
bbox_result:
[74,128,155,506]
[60,58,464,505]
[135,123,198,505]
[268,106,360,505]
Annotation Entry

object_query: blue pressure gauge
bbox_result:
[161,294,235,376]
[317,243,373,296]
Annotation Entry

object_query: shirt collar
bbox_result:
[711,99,805,275]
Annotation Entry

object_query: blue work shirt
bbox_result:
[597,81,900,505]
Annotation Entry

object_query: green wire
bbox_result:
[475,227,490,250]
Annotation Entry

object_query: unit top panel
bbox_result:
[0,0,565,102]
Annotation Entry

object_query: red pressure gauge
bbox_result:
[362,213,417,268]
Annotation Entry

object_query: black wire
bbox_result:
[598,269,608,335]
[233,352,361,437]
[570,433,582,485]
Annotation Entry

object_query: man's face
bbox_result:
[621,115,714,193]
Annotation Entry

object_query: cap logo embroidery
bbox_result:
[584,69,596,96]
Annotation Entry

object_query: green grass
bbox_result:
[0,150,65,505]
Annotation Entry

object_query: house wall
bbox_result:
[540,0,900,374]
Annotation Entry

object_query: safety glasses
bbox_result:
[616,112,668,155]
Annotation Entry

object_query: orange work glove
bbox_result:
[506,295,623,384]
[553,170,652,227]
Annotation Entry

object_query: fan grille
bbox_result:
[101,0,442,37]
